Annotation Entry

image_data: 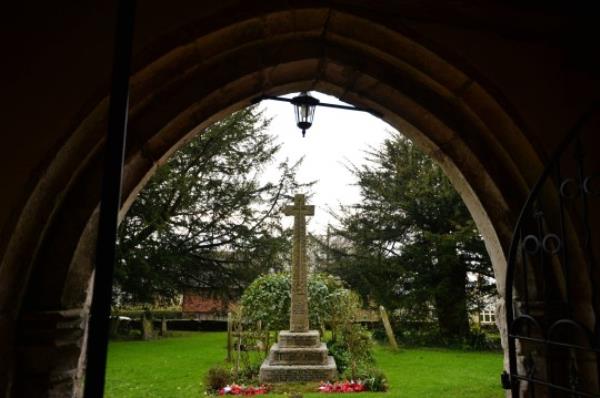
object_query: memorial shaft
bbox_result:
[283,194,314,333]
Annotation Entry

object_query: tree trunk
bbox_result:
[434,260,469,340]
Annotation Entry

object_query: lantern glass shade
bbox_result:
[291,92,319,136]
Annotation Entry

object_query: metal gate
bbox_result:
[504,107,600,397]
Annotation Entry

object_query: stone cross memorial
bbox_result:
[259,194,337,383]
[283,194,313,333]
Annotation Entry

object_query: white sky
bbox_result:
[258,92,396,235]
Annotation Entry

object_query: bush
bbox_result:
[394,328,442,347]
[466,330,502,351]
[361,369,389,392]
[204,365,231,392]
[328,289,362,342]
[327,341,351,374]
[236,355,263,384]
[390,325,502,351]
[241,272,346,331]
[330,323,375,380]
[370,327,387,343]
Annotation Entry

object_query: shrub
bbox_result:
[341,324,374,379]
[389,325,502,351]
[327,341,351,374]
[361,369,389,392]
[466,330,502,351]
[236,355,263,384]
[329,323,375,380]
[204,365,231,392]
[328,289,362,343]
[370,327,387,343]
[241,272,346,331]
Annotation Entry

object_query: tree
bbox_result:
[318,132,494,340]
[115,107,310,305]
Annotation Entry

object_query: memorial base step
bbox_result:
[277,330,320,348]
[259,356,337,383]
[268,343,329,365]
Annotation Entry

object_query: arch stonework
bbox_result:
[1,2,599,396]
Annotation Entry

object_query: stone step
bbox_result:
[277,330,320,348]
[259,356,337,383]
[268,343,329,365]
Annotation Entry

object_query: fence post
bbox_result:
[234,319,242,379]
[227,312,232,362]
[265,330,270,356]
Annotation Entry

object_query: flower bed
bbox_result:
[218,384,269,395]
[318,380,365,393]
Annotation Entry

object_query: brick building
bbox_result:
[181,289,234,320]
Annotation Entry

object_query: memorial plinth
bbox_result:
[259,331,337,382]
[259,194,337,383]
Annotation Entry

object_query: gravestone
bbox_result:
[160,317,168,337]
[141,310,153,340]
[259,194,337,383]
[379,306,398,350]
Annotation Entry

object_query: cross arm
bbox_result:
[283,205,315,216]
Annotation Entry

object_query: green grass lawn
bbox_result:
[105,332,504,398]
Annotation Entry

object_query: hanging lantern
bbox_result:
[251,91,381,137]
[290,92,320,137]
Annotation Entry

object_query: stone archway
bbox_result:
[1,2,598,396]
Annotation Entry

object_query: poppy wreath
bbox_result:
[218,384,269,395]
[318,380,365,393]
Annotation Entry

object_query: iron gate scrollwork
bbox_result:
[505,106,600,397]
